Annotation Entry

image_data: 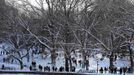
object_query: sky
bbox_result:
[28,0,48,9]
[6,0,134,12]
[6,0,48,9]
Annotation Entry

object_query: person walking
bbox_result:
[38,65,42,71]
[127,67,131,73]
[1,64,5,70]
[123,67,127,75]
[109,67,114,73]
[72,66,76,72]
[119,67,123,74]
[29,65,32,71]
[104,67,107,73]
[99,67,103,73]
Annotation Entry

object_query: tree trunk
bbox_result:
[42,44,45,59]
[109,52,114,69]
[18,59,23,70]
[64,51,69,72]
[128,45,133,73]
[65,57,69,72]
[27,52,29,62]
[51,50,56,67]
[82,48,87,69]
[69,56,72,72]
[20,61,23,70]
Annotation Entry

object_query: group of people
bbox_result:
[29,61,76,72]
[71,58,83,66]
[30,65,76,72]
[99,67,131,74]
[72,58,89,70]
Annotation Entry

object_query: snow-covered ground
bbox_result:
[0,43,132,74]
[0,51,131,71]
[26,53,130,72]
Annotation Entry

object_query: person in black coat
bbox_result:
[55,67,57,71]
[78,60,82,67]
[59,66,64,72]
[99,67,103,73]
[38,65,42,71]
[72,66,76,72]
[62,66,64,72]
[114,55,117,61]
[74,60,77,66]
[66,66,69,72]
[109,67,114,73]
[119,67,123,74]
[104,67,107,73]
[85,60,89,70]
[123,67,127,74]
[59,66,62,72]
[29,65,32,71]
[52,66,55,71]
[1,64,4,70]
[32,62,36,67]
[127,67,131,73]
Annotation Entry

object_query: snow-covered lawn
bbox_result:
[0,44,132,73]
[0,53,131,72]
